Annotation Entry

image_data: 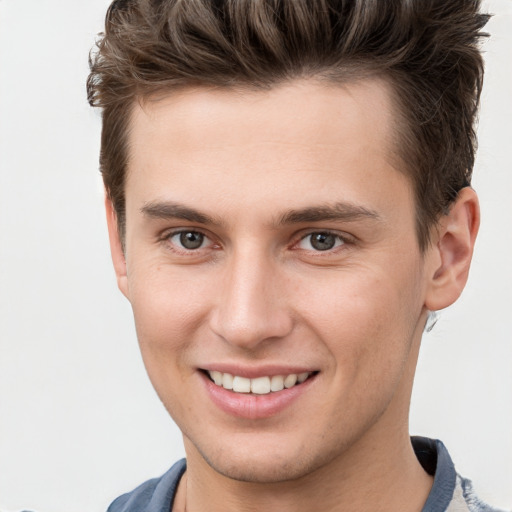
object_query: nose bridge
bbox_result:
[210,243,292,349]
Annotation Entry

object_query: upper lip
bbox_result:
[199,364,317,379]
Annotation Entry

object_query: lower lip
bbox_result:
[201,372,317,420]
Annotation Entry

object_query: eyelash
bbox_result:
[161,229,216,254]
[159,228,353,256]
[293,230,352,254]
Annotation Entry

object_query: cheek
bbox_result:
[127,262,215,366]
[298,269,423,436]
[126,266,212,417]
[296,265,423,375]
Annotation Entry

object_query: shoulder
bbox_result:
[452,475,510,512]
[411,437,509,512]
[107,459,186,512]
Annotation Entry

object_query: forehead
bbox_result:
[129,78,396,161]
[125,79,412,227]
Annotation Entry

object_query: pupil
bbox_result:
[180,231,203,249]
[311,233,335,251]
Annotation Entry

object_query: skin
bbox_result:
[106,79,479,511]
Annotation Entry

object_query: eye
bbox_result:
[169,230,210,250]
[297,232,345,251]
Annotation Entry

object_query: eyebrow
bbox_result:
[275,203,382,226]
[140,200,382,227]
[141,201,221,225]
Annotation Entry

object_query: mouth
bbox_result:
[203,370,317,395]
[200,367,319,419]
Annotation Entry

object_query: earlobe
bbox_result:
[105,196,129,299]
[424,187,480,312]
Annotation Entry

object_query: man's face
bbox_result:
[115,80,435,482]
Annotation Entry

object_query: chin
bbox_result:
[190,434,339,484]
[205,453,321,484]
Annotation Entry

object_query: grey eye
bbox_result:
[174,231,205,250]
[298,232,343,251]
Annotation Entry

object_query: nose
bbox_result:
[209,247,294,350]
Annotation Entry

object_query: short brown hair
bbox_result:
[87,0,489,250]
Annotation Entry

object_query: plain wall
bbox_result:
[0,1,510,510]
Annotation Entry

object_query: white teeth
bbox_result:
[297,372,309,383]
[232,376,251,393]
[207,371,312,394]
[251,376,271,394]
[211,370,223,386]
[270,375,284,392]
[222,373,234,390]
[284,374,297,388]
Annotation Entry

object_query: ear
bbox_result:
[424,187,480,311]
[105,196,129,299]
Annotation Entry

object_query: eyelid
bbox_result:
[159,227,218,253]
[157,226,354,255]
[292,229,355,251]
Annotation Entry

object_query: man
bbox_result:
[87,1,502,510]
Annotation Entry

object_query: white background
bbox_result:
[0,1,510,511]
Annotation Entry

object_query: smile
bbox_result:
[207,370,312,395]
